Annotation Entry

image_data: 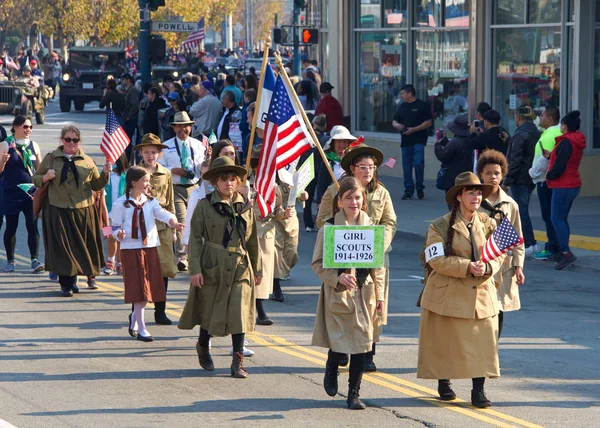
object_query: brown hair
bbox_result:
[210,140,239,166]
[60,125,81,140]
[332,177,368,217]
[476,149,508,177]
[123,166,152,207]
[349,153,383,193]
[210,172,242,187]
[445,185,480,255]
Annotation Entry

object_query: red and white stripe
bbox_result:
[101,127,129,163]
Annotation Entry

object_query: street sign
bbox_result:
[151,21,199,32]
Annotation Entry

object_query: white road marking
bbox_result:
[0,418,18,428]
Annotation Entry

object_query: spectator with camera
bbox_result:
[467,109,509,156]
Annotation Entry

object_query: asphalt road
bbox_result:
[0,100,598,428]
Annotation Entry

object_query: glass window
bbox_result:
[495,0,526,25]
[445,0,470,27]
[415,31,469,131]
[594,31,600,148]
[529,0,561,24]
[494,27,561,133]
[357,32,408,132]
[360,0,382,28]
[360,0,408,28]
[415,0,443,27]
[569,0,575,22]
[597,2,600,23]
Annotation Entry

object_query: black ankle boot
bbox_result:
[364,352,376,372]
[271,278,284,302]
[323,363,339,397]
[471,389,492,408]
[196,342,214,371]
[438,379,456,401]
[154,302,172,325]
[338,354,349,367]
[347,382,366,410]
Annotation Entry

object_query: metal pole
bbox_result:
[249,0,254,53]
[293,5,301,77]
[138,0,151,84]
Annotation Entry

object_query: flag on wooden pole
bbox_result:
[100,107,130,163]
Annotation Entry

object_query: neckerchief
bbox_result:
[174,138,195,185]
[8,137,35,176]
[325,151,341,163]
[59,156,80,188]
[209,192,251,252]
[129,199,148,245]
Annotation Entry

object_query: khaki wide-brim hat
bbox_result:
[169,111,195,126]
[341,143,384,173]
[445,172,494,206]
[202,156,247,182]
[134,133,168,150]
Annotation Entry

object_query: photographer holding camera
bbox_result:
[467,109,508,157]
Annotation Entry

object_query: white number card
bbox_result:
[425,242,445,262]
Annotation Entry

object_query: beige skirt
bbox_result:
[417,308,500,380]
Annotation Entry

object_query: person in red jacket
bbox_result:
[545,111,586,270]
[314,82,343,131]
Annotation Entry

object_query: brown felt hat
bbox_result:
[445,172,494,206]
[134,133,168,150]
[202,156,247,182]
[341,143,384,173]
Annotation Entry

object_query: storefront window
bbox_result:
[529,0,561,23]
[494,27,561,132]
[594,30,600,148]
[415,0,443,27]
[415,30,469,130]
[357,32,407,132]
[495,0,526,25]
[360,0,408,28]
[445,0,470,27]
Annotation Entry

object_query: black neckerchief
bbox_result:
[481,200,508,223]
[59,155,81,188]
[208,192,251,251]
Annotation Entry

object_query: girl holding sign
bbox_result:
[316,143,397,372]
[417,172,503,408]
[312,177,385,410]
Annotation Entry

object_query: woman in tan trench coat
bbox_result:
[312,177,385,410]
[418,172,504,409]
[316,143,396,372]
[477,149,525,338]
[178,156,262,379]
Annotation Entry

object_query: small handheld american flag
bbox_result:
[481,217,524,263]
[102,225,121,238]
[382,157,397,169]
[101,107,130,163]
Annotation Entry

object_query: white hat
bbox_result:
[323,125,357,151]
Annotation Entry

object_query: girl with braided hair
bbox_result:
[417,172,505,408]
[110,166,184,342]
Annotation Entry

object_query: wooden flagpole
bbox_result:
[273,52,339,189]
[244,36,272,177]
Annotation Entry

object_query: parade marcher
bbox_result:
[0,115,43,273]
[312,177,385,410]
[110,166,184,342]
[316,143,396,372]
[546,111,586,270]
[135,133,178,324]
[418,172,503,408]
[158,111,207,272]
[477,150,525,338]
[315,125,355,205]
[32,126,111,297]
[104,152,129,276]
[178,156,262,378]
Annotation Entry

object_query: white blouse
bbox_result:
[110,194,176,250]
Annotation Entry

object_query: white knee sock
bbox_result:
[133,302,150,337]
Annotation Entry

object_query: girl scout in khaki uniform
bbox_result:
[316,144,397,371]
[135,133,177,325]
[418,172,504,408]
[178,156,262,379]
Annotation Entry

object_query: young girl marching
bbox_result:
[312,177,385,409]
[110,166,184,342]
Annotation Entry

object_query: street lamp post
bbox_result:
[138,0,151,83]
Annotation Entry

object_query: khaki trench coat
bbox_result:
[479,188,524,312]
[274,183,299,279]
[178,191,262,337]
[316,182,397,327]
[141,161,177,278]
[312,211,385,355]
[417,211,504,380]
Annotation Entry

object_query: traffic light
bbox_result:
[302,28,318,45]
[273,28,289,44]
[149,0,165,11]
[294,0,306,9]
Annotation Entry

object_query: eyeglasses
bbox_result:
[354,165,376,172]
[63,138,80,143]
[22,125,33,130]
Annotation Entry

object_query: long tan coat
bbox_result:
[142,161,177,279]
[178,191,262,336]
[479,188,524,312]
[312,211,385,355]
[274,183,299,279]
[316,182,397,328]
[418,211,504,380]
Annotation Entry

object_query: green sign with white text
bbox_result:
[323,225,385,269]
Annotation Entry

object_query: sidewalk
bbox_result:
[378,175,600,253]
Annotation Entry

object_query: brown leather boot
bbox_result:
[231,351,248,378]
[196,341,214,371]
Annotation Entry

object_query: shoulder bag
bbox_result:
[33,154,54,217]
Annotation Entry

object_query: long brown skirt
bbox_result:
[121,247,166,304]
[42,204,104,277]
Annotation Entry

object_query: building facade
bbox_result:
[321,0,600,196]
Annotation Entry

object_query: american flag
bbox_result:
[101,108,130,163]
[382,157,397,169]
[255,75,314,217]
[5,56,19,70]
[102,225,120,238]
[182,18,205,50]
[481,217,524,263]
